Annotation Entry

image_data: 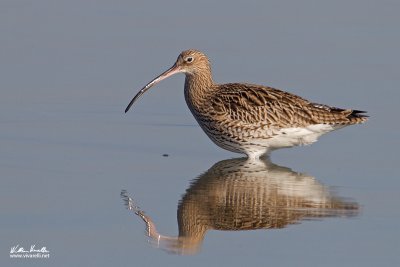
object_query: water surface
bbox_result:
[121,158,359,255]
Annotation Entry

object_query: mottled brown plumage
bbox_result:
[125,49,368,158]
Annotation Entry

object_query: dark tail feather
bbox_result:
[351,109,367,114]
[348,109,369,123]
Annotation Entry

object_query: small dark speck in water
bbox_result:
[162,154,169,157]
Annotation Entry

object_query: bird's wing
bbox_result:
[205,83,367,129]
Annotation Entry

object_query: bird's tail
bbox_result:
[346,109,369,124]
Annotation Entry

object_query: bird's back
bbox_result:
[203,83,367,128]
[189,83,367,157]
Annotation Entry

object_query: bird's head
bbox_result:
[125,49,211,113]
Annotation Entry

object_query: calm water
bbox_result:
[1,0,399,266]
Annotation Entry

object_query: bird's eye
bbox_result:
[185,57,194,63]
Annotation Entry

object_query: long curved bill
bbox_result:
[125,64,182,113]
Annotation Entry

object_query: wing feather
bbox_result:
[206,83,367,128]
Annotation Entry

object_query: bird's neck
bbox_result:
[184,70,214,112]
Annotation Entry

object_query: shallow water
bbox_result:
[1,0,399,266]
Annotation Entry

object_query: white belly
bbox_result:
[201,120,343,159]
[244,124,341,158]
[268,124,338,147]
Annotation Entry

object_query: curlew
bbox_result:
[125,49,368,159]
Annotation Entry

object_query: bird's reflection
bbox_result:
[121,158,358,255]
